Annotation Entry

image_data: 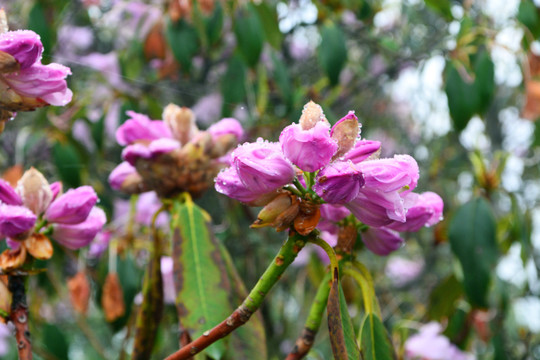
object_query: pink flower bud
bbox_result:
[45,186,98,224]
[52,207,107,250]
[115,111,172,146]
[0,204,36,238]
[343,140,381,164]
[233,140,295,194]
[3,62,72,106]
[313,161,364,204]
[361,226,404,256]
[108,162,138,190]
[208,118,244,141]
[16,168,53,215]
[299,101,328,130]
[0,30,43,70]
[49,181,62,201]
[214,167,261,203]
[388,192,444,232]
[279,122,338,172]
[163,104,198,144]
[331,111,360,159]
[0,179,22,205]
[346,189,406,227]
[358,154,419,193]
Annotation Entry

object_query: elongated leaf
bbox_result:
[449,197,498,308]
[166,18,199,71]
[28,3,54,60]
[318,22,347,86]
[132,232,164,360]
[359,313,396,360]
[234,4,265,67]
[171,195,233,359]
[52,142,82,188]
[328,273,361,360]
[216,237,267,359]
[253,2,282,49]
[427,274,463,320]
[205,2,224,45]
[221,55,247,115]
[271,53,293,108]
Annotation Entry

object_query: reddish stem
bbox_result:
[8,275,32,360]
[285,328,317,360]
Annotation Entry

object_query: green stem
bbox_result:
[293,178,308,196]
[285,185,303,197]
[243,232,309,311]
[305,272,332,331]
[306,237,339,281]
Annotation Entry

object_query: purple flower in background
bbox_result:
[45,186,98,224]
[280,122,338,172]
[52,207,107,250]
[0,323,10,357]
[116,111,172,146]
[161,256,176,305]
[361,226,404,256]
[88,230,112,259]
[385,256,424,286]
[208,118,244,141]
[405,322,474,360]
[232,140,295,194]
[135,192,168,227]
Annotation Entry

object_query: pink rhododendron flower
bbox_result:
[45,186,98,224]
[405,322,474,360]
[361,226,404,256]
[388,192,444,232]
[52,207,107,250]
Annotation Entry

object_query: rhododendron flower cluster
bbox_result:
[216,101,443,256]
[109,103,243,198]
[0,168,105,271]
[0,17,72,125]
[404,322,474,360]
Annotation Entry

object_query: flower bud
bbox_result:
[102,273,125,322]
[24,233,53,260]
[251,193,300,230]
[16,167,52,215]
[357,154,419,193]
[331,111,360,159]
[0,30,43,70]
[52,207,106,250]
[0,204,36,239]
[299,101,328,130]
[233,141,295,194]
[361,227,404,256]
[313,161,364,204]
[68,271,91,314]
[0,178,22,205]
[49,181,62,201]
[344,140,381,164]
[108,162,146,194]
[280,122,338,172]
[387,192,444,232]
[163,103,199,144]
[208,118,244,141]
[115,111,172,146]
[45,186,98,224]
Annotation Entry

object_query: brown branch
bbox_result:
[285,328,317,360]
[165,304,253,360]
[8,275,32,360]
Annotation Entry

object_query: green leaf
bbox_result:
[427,274,463,320]
[216,236,267,359]
[234,4,265,67]
[444,51,495,131]
[256,62,269,114]
[253,2,283,49]
[132,232,164,360]
[171,194,233,359]
[42,323,69,360]
[166,18,199,72]
[318,22,348,86]
[221,55,247,113]
[28,3,54,60]
[449,197,498,308]
[271,53,293,108]
[359,313,396,360]
[91,116,105,151]
[424,0,453,21]
[205,2,224,45]
[327,274,361,360]
[52,141,82,188]
[518,0,540,40]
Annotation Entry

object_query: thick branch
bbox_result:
[165,231,309,360]
[8,275,32,360]
[286,272,331,360]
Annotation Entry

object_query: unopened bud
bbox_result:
[68,271,91,315]
[331,111,359,159]
[163,103,199,145]
[251,193,300,230]
[102,273,126,322]
[24,233,53,260]
[16,167,52,215]
[299,101,328,130]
